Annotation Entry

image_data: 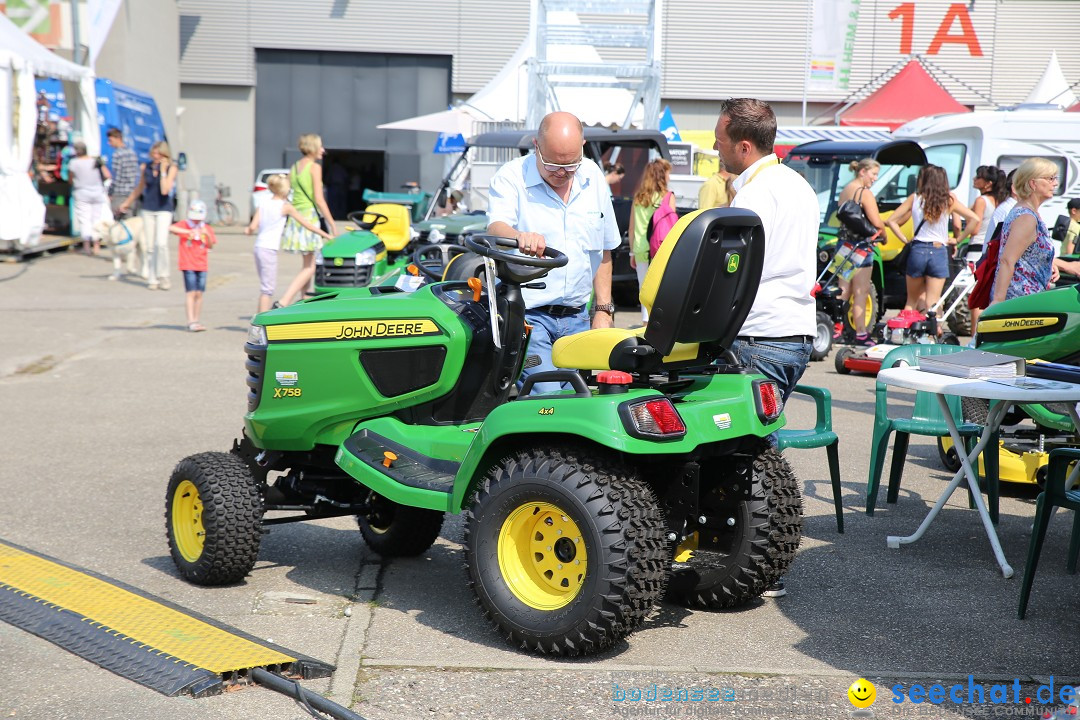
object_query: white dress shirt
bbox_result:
[730,153,819,337]
[487,154,620,309]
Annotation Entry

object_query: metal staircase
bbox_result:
[525,0,662,129]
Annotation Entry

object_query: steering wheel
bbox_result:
[346,210,389,232]
[412,243,467,281]
[464,235,567,269]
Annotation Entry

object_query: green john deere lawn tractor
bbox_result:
[165,207,803,656]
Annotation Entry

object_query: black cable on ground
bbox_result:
[251,667,367,720]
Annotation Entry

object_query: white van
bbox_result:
[893,106,1080,228]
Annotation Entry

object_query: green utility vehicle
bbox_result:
[166,208,802,656]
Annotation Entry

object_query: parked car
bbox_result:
[250,167,291,217]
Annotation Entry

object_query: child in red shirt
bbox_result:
[170,200,217,332]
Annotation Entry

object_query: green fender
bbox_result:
[449,373,783,510]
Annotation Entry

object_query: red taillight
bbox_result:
[253,183,267,192]
[622,398,686,439]
[753,380,783,422]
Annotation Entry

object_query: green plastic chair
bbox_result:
[1018,447,1080,619]
[777,384,844,533]
[865,344,997,517]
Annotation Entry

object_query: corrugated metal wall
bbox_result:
[179,0,1080,108]
[178,0,528,92]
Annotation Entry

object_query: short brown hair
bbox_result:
[106,127,123,140]
[718,98,776,154]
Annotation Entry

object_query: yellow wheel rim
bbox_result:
[172,480,205,563]
[846,295,875,329]
[497,501,586,610]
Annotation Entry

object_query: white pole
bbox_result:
[802,0,812,125]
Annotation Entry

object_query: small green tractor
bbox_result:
[166,208,802,656]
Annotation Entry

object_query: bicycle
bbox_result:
[214,183,238,226]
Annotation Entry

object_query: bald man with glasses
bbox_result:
[488,111,621,393]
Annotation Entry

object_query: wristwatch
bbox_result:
[591,302,616,317]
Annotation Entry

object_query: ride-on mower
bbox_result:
[936,284,1080,485]
[165,208,802,656]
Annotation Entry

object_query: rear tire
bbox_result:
[937,436,962,472]
[668,442,802,609]
[834,347,854,374]
[356,490,444,557]
[166,452,263,585]
[464,448,667,656]
[810,311,833,361]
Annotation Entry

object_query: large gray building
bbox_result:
[94,0,1080,217]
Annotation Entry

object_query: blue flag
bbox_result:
[659,106,682,143]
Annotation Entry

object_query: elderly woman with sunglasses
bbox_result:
[991,158,1060,304]
[486,111,621,394]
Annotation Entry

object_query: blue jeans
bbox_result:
[520,309,591,395]
[729,338,811,446]
[182,270,206,293]
[906,242,949,279]
[729,337,812,436]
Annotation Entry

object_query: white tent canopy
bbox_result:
[0,13,97,249]
[379,11,644,138]
[1023,51,1078,109]
[467,12,645,128]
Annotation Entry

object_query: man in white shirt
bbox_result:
[487,111,621,392]
[715,98,819,404]
[714,99,819,600]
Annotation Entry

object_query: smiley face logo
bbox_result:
[848,678,876,709]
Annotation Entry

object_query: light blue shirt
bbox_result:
[487,154,620,309]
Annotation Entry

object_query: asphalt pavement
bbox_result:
[1,230,1077,720]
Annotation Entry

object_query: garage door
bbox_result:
[254,49,451,209]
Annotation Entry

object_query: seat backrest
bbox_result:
[363,203,411,251]
[639,207,765,357]
[878,344,967,422]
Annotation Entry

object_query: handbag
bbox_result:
[292,162,331,233]
[968,223,1004,310]
[836,187,877,238]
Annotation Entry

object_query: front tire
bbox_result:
[834,347,854,374]
[810,311,833,361]
[166,452,263,585]
[464,448,667,656]
[356,490,444,557]
[937,436,962,472]
[668,442,802,608]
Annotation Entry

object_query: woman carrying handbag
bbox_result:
[278,133,337,307]
[833,159,885,346]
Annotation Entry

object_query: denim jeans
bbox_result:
[520,309,591,395]
[729,338,811,447]
[730,338,811,403]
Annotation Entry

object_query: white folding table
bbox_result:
[875,367,1080,578]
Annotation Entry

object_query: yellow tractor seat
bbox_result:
[551,207,766,375]
[361,203,411,252]
[552,327,704,372]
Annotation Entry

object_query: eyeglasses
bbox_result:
[535,146,582,174]
[1040,175,1060,184]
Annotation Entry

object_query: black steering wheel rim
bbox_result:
[464,234,567,269]
[411,243,467,282]
[346,210,389,231]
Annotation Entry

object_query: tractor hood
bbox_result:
[320,230,386,259]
